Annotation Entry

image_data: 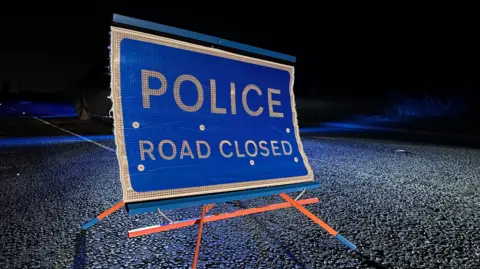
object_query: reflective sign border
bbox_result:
[111,26,314,203]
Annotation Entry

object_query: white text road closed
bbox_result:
[139,139,293,161]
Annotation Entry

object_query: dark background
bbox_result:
[0,2,478,128]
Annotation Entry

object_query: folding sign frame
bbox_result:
[82,14,358,269]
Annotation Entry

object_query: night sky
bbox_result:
[0,2,478,101]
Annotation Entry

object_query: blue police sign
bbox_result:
[111,27,313,203]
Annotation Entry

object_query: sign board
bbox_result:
[110,26,314,203]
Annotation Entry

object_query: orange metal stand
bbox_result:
[81,201,125,230]
[128,198,319,237]
[192,205,207,269]
[83,193,357,268]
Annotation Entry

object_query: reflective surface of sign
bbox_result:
[111,27,313,203]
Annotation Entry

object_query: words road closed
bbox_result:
[139,139,294,161]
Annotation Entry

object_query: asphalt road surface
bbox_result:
[1,101,480,268]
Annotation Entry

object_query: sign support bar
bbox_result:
[82,183,320,230]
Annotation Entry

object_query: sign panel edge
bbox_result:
[110,26,314,204]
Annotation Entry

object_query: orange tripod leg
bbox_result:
[128,198,319,238]
[279,194,357,251]
[82,201,125,230]
[192,205,207,269]
[205,203,215,213]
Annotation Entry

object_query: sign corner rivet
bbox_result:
[286,128,291,133]
[294,157,299,162]
[200,124,205,131]
[133,121,140,128]
[250,160,255,166]
[138,164,145,171]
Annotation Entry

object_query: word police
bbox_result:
[139,139,293,161]
[142,69,285,118]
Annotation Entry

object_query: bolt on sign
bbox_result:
[110,25,314,203]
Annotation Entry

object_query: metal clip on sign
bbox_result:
[81,14,359,269]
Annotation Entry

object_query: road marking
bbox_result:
[2,104,115,152]
[32,117,116,153]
